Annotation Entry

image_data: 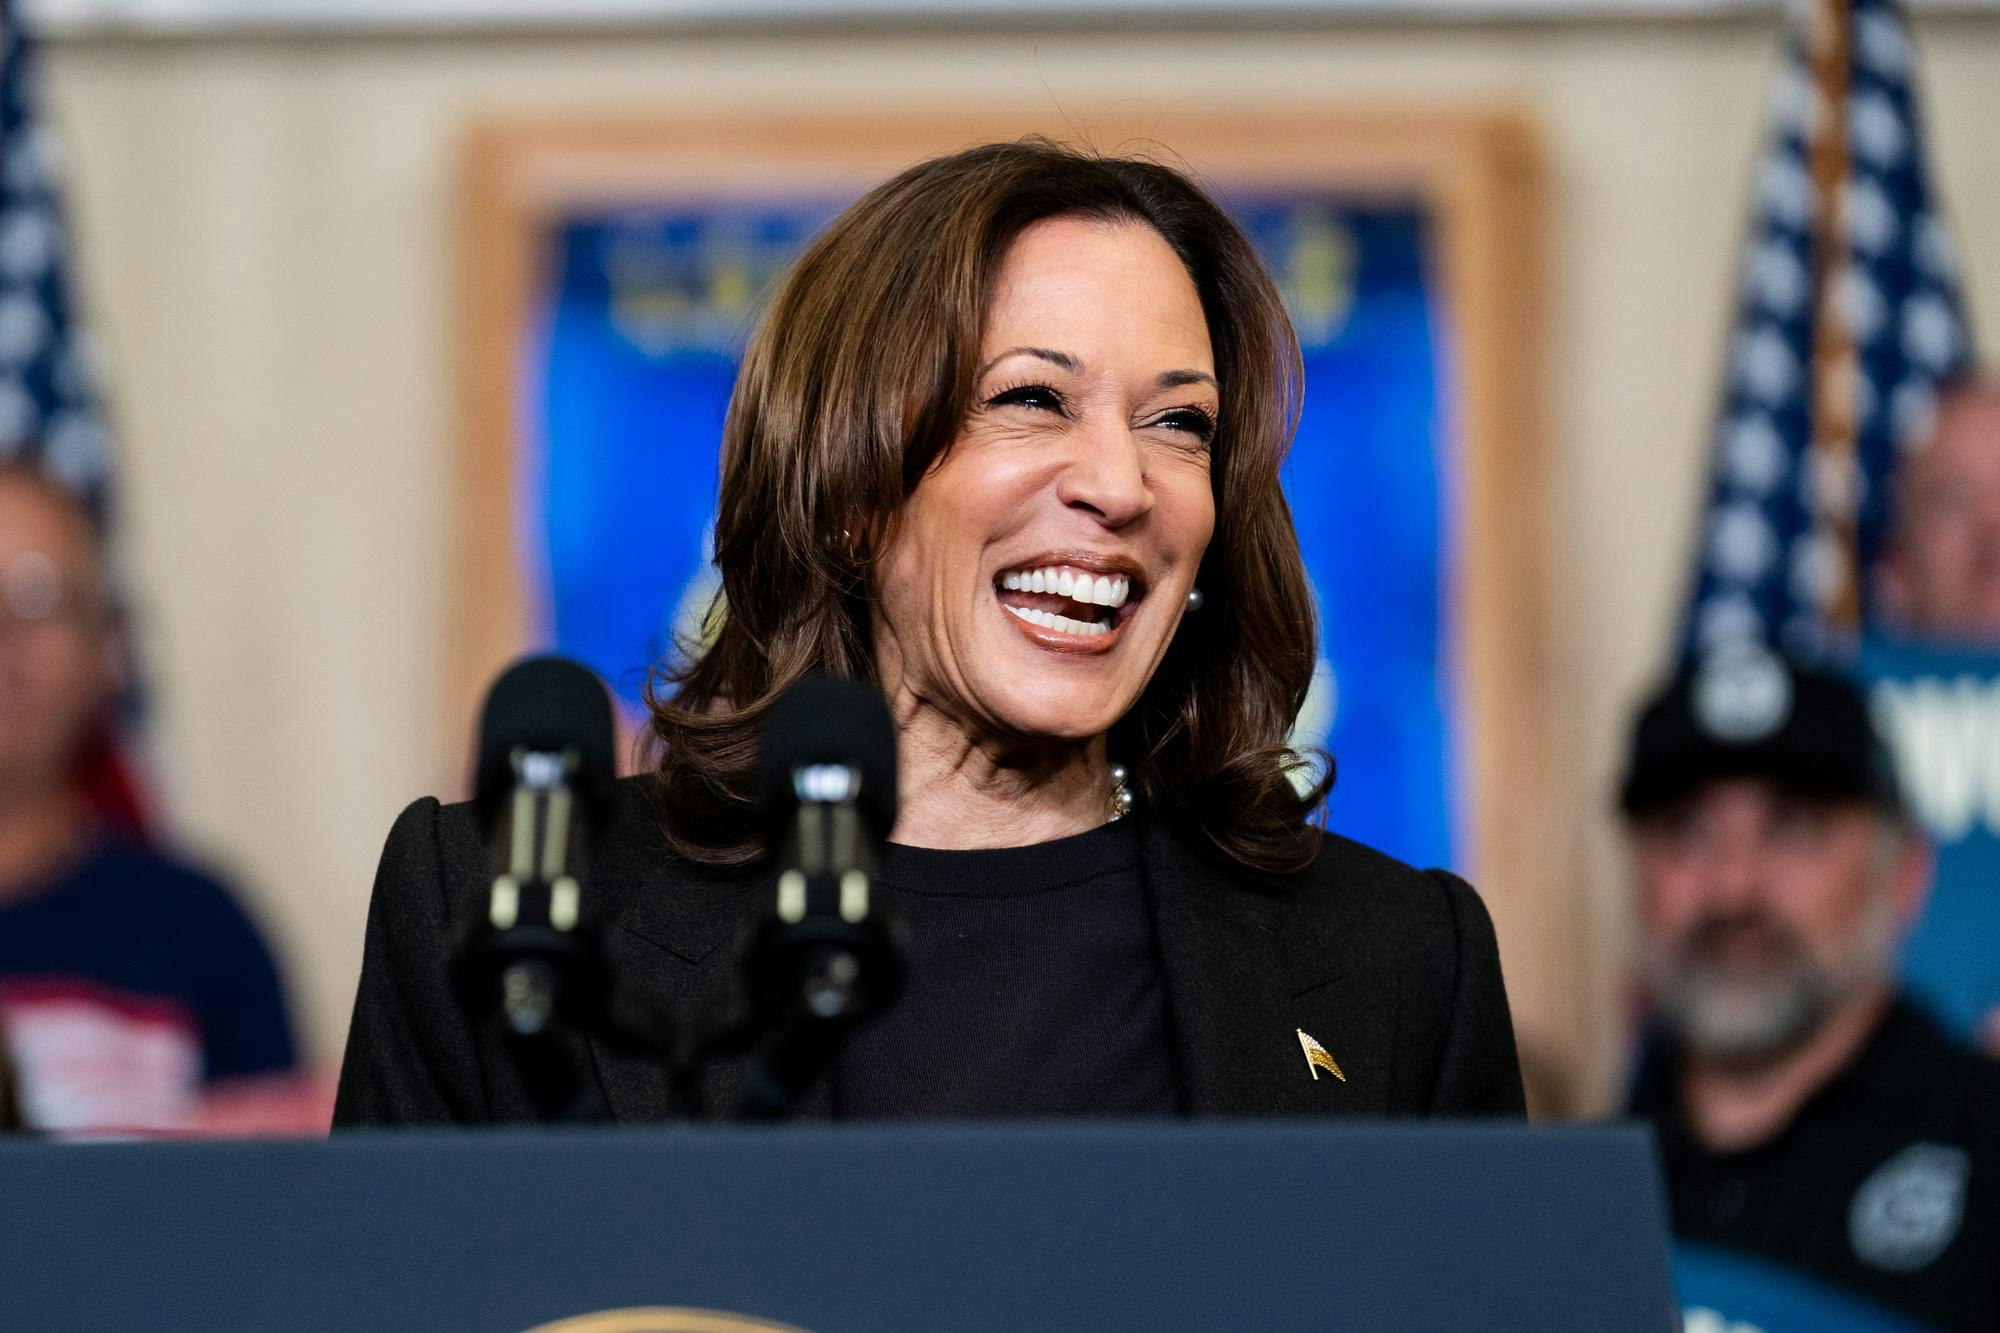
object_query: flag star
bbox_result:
[1736,324,1801,404]
[1856,8,1912,76]
[1835,265,1888,343]
[1723,414,1788,494]
[1913,213,1957,281]
[42,411,108,490]
[1743,239,1808,316]
[52,333,100,404]
[1848,91,1908,169]
[1767,62,1820,140]
[1,124,60,196]
[1696,591,1765,653]
[0,291,51,367]
[0,377,35,449]
[1759,157,1814,231]
[0,207,59,282]
[1901,293,1961,372]
[1843,178,1898,256]
[1709,502,1779,581]
[1790,531,1848,608]
[1890,377,1939,449]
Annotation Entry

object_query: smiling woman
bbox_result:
[334,139,1527,1125]
[652,142,1321,872]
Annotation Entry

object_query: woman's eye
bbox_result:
[986,384,1066,414]
[1157,407,1217,441]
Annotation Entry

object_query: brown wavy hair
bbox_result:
[646,138,1331,873]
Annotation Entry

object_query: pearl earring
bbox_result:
[1108,764,1134,822]
[1186,587,1204,612]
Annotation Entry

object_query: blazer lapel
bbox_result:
[1139,818,1386,1116]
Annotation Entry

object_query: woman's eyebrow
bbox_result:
[1158,369,1219,390]
[977,346,1080,378]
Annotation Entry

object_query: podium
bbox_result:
[0,1121,1674,1331]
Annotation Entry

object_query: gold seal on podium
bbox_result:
[525,1307,812,1333]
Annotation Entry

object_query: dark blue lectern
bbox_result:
[0,1122,1674,1332]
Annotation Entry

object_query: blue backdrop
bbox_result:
[529,193,1457,870]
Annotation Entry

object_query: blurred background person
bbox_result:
[1856,377,2000,1060]
[1620,646,1998,1330]
[1878,376,2000,646]
[0,464,298,1136]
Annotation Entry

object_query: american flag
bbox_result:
[0,6,149,833]
[0,7,112,505]
[1682,0,1972,661]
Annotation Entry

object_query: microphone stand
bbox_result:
[678,783,905,1122]
[453,744,618,1124]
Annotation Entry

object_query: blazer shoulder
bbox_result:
[1298,830,1506,982]
[1297,830,1470,946]
[1295,830,1524,1114]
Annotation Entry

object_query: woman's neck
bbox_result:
[886,693,1114,850]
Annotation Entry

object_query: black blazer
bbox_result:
[333,776,1525,1124]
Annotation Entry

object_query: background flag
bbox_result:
[1681,0,1973,661]
[0,6,150,835]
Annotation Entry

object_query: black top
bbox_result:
[333,775,1525,1125]
[836,820,1178,1119]
[1631,997,2000,1331]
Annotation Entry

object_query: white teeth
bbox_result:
[997,564,1137,613]
[1002,604,1107,638]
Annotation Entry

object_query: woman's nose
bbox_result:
[1055,420,1154,528]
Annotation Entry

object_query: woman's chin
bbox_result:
[970,677,1131,745]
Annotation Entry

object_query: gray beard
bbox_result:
[1646,905,1897,1070]
[1649,949,1837,1067]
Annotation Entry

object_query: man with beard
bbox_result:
[1621,645,1999,1331]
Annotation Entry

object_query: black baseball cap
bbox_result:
[1618,644,1905,818]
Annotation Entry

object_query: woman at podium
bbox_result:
[335,139,1525,1124]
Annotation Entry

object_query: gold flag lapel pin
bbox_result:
[1297,1028,1346,1082]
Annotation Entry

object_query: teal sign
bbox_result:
[1857,634,2000,1045]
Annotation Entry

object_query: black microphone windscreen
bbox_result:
[474,655,617,816]
[754,676,898,841]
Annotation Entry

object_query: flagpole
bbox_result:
[1805,0,1862,634]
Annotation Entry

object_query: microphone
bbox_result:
[453,654,616,1121]
[729,675,906,1118]
[754,675,899,926]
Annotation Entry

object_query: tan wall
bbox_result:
[38,13,2000,1102]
